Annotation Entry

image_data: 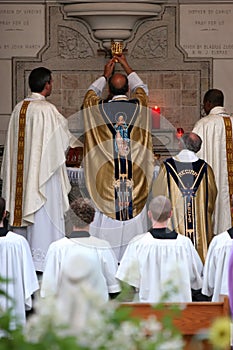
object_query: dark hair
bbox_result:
[0,197,5,222]
[149,196,172,222]
[181,132,202,153]
[108,74,128,96]
[203,89,224,107]
[70,198,95,228]
[28,67,52,93]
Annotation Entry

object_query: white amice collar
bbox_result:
[174,149,199,162]
[109,95,128,102]
[25,92,46,101]
[209,106,229,116]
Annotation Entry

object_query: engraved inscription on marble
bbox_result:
[58,26,94,59]
[0,5,45,59]
[131,27,167,59]
[180,4,233,58]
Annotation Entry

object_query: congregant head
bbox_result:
[148,196,172,226]
[70,197,95,229]
[180,132,202,153]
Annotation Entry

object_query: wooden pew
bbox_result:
[120,296,230,350]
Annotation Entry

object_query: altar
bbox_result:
[66,166,90,203]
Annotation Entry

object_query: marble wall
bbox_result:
[11,4,210,151]
[1,1,233,151]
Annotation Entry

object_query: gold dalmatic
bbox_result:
[13,100,30,226]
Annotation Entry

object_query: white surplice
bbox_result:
[56,250,109,331]
[193,107,233,234]
[202,231,233,301]
[0,231,39,328]
[1,92,81,271]
[90,205,148,262]
[116,232,203,303]
[40,235,121,298]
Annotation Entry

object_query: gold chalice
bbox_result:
[111,41,123,62]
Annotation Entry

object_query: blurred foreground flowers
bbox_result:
[0,280,184,350]
[24,292,184,350]
[0,276,231,350]
[208,316,231,350]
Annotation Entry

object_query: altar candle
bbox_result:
[151,106,161,129]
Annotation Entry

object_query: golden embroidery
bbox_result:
[223,117,233,225]
[166,161,205,248]
[13,100,30,226]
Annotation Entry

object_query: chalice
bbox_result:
[111,41,123,62]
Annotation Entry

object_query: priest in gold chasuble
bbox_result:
[83,56,154,224]
[153,132,217,262]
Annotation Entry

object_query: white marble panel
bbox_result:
[180,4,233,58]
[0,115,10,146]
[0,4,45,59]
[213,59,233,115]
[0,60,11,114]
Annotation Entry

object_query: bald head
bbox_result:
[109,73,129,96]
[181,132,202,153]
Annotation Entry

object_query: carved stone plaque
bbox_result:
[180,4,233,58]
[0,4,45,59]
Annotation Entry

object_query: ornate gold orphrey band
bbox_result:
[13,100,30,226]
[223,116,233,225]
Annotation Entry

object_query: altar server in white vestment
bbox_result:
[193,89,233,235]
[202,228,233,301]
[0,198,39,328]
[116,196,203,303]
[83,55,154,262]
[55,250,109,334]
[228,245,233,317]
[41,198,120,299]
[34,251,108,338]
[1,67,81,272]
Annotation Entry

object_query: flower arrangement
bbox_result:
[24,284,184,350]
[191,312,231,350]
[208,316,231,350]
[0,280,184,350]
[0,277,231,350]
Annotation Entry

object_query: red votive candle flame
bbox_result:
[176,127,184,138]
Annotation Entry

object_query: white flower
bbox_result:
[157,337,184,350]
[24,276,184,350]
[140,316,162,334]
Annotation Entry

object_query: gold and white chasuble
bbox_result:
[153,158,217,262]
[193,109,233,235]
[1,93,80,227]
[83,87,154,221]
